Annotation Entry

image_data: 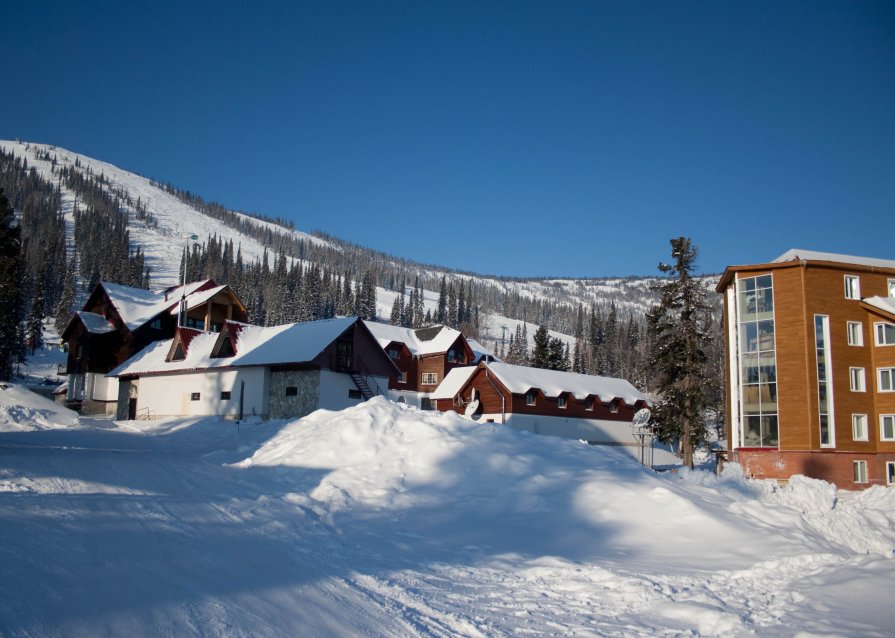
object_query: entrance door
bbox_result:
[128,397,137,420]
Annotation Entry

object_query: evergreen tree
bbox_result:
[0,189,22,379]
[647,237,710,468]
[530,324,551,368]
[436,276,447,324]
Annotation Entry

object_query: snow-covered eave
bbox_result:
[112,359,324,379]
[860,296,895,321]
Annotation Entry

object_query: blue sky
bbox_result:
[3,1,893,277]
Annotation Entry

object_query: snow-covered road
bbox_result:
[1,387,893,637]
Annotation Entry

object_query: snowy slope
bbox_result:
[0,389,893,637]
[1,140,713,352]
[0,140,330,286]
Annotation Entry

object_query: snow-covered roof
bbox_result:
[101,280,213,331]
[166,284,238,314]
[363,321,464,356]
[75,311,116,335]
[466,338,498,363]
[486,361,647,404]
[863,296,895,319]
[430,367,478,400]
[110,316,359,376]
[773,249,895,271]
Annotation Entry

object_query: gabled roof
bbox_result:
[467,338,499,363]
[437,361,647,405]
[165,284,247,315]
[99,280,215,331]
[430,367,478,400]
[363,321,467,356]
[110,316,361,377]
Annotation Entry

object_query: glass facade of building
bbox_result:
[736,275,778,447]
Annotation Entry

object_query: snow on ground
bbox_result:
[1,387,893,637]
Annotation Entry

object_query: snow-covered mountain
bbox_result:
[0,140,717,353]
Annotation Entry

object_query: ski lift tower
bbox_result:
[631,408,655,468]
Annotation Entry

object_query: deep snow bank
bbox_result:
[238,398,895,569]
[0,383,79,431]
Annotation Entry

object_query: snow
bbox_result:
[101,280,212,331]
[773,249,895,271]
[483,360,647,403]
[109,316,359,376]
[864,296,895,318]
[430,366,478,400]
[1,384,893,636]
[73,311,116,335]
[363,321,463,356]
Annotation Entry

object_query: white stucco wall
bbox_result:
[474,413,637,446]
[89,373,119,402]
[132,368,269,419]
[318,370,390,412]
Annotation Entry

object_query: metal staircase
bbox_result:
[349,371,379,400]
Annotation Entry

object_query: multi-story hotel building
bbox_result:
[717,250,895,489]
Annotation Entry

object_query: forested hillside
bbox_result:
[0,141,722,408]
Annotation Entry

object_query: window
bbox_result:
[585,398,594,412]
[852,414,868,441]
[190,392,200,401]
[882,415,895,441]
[853,460,868,484]
[889,279,895,298]
[399,371,407,384]
[849,367,866,392]
[387,348,400,360]
[186,316,204,330]
[879,368,895,392]
[421,372,438,385]
[736,275,778,448]
[525,391,536,406]
[348,389,362,400]
[875,323,895,346]
[887,462,895,486]
[220,391,231,400]
[816,316,835,447]
[420,398,434,411]
[285,386,298,397]
[846,322,863,346]
[844,275,860,300]
[609,399,621,413]
[150,318,162,330]
[557,396,567,409]
[447,349,456,363]
[210,322,222,333]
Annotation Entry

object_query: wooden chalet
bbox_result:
[110,317,399,421]
[431,361,649,445]
[718,249,895,489]
[62,280,247,414]
[362,321,477,408]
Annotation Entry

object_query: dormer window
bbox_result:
[585,398,594,412]
[171,343,186,361]
[150,318,162,330]
[610,399,621,413]
[557,396,567,409]
[388,348,400,360]
[525,391,536,406]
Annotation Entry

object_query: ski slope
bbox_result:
[1,384,893,637]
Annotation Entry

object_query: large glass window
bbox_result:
[816,316,836,447]
[737,275,778,447]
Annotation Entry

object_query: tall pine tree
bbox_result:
[646,237,710,468]
[0,189,22,379]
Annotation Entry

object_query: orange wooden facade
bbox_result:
[718,256,895,488]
